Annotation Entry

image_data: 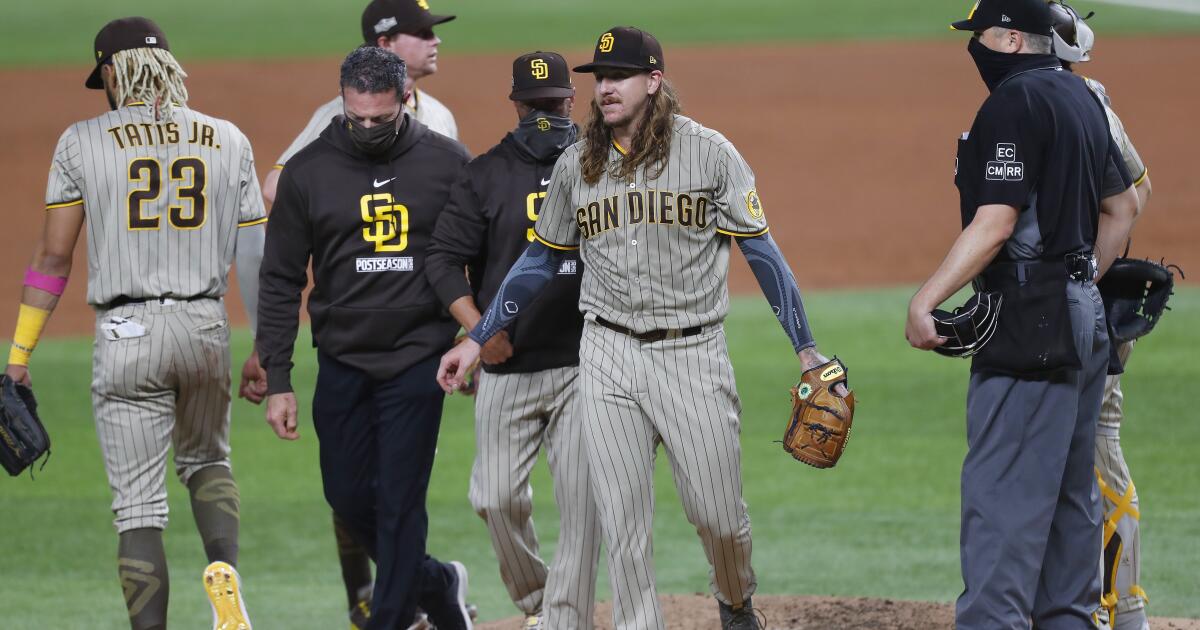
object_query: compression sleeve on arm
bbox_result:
[468,241,562,345]
[737,233,816,353]
[235,222,265,335]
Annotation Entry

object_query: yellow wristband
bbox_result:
[8,304,51,366]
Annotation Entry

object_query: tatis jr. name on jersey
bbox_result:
[576,189,711,240]
[105,121,221,150]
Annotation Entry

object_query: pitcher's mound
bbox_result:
[477,593,1200,629]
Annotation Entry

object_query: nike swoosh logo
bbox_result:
[540,178,552,186]
[373,177,396,188]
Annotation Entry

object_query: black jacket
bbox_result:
[259,114,470,393]
[426,132,583,374]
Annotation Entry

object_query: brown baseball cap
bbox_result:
[361,0,455,44]
[573,26,665,73]
[510,52,574,101]
[86,17,169,89]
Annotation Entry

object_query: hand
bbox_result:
[905,300,947,351]
[480,330,514,366]
[265,392,299,440]
[238,350,268,404]
[798,347,849,397]
[4,364,31,387]
[438,338,481,394]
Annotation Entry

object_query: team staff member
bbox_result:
[258,3,458,619]
[256,46,472,630]
[4,17,264,630]
[439,27,844,630]
[262,0,458,206]
[258,3,459,621]
[905,1,1139,628]
[426,52,601,629]
[1050,4,1153,629]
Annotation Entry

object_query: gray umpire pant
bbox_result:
[578,320,756,630]
[469,366,602,628]
[956,280,1109,629]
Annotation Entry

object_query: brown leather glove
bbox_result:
[783,357,855,469]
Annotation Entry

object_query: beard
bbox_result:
[105,85,119,111]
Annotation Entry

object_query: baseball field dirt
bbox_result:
[1,37,1195,338]
[475,593,1200,629]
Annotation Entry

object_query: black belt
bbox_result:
[976,253,1097,291]
[103,295,207,309]
[594,317,702,343]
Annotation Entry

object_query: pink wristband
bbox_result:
[24,268,68,296]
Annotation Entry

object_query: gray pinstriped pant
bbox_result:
[578,319,755,630]
[470,365,601,629]
[91,298,232,533]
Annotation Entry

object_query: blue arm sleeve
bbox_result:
[468,241,563,344]
[736,233,815,353]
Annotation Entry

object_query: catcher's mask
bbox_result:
[1050,1,1095,64]
[931,292,1003,358]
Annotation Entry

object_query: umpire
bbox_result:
[257,46,473,630]
[426,52,601,629]
[905,0,1140,627]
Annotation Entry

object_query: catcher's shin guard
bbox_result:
[1095,467,1148,621]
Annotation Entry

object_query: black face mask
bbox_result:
[967,36,1024,92]
[511,110,577,161]
[345,113,401,156]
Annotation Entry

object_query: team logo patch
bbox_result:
[417,0,430,10]
[649,55,657,65]
[97,50,103,59]
[531,59,549,79]
[145,36,158,45]
[820,364,844,382]
[599,32,615,53]
[745,189,764,219]
[537,117,551,132]
[798,383,813,400]
[986,143,1024,182]
[373,17,398,34]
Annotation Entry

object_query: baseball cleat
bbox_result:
[718,597,762,630]
[349,597,371,630]
[524,612,543,629]
[203,561,252,630]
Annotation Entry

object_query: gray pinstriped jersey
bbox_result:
[1084,77,1146,184]
[274,88,458,166]
[45,103,267,306]
[533,114,767,333]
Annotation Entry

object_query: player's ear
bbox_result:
[646,70,663,96]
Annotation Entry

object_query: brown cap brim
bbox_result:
[572,60,652,73]
[85,60,108,89]
[509,85,575,101]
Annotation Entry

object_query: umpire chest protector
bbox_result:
[953,55,1131,377]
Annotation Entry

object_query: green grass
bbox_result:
[1,286,1198,628]
[3,0,1200,67]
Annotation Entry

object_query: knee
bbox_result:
[323,478,373,523]
[471,483,532,524]
[691,509,749,547]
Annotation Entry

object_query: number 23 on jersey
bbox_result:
[126,156,207,231]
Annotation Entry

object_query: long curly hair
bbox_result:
[580,78,681,185]
[110,47,189,120]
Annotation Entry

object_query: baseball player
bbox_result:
[906,1,1139,627]
[261,0,458,207]
[3,17,265,630]
[426,52,601,629]
[257,46,474,630]
[1050,4,1153,629]
[438,27,845,630]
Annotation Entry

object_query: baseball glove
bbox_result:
[1098,257,1182,344]
[0,375,50,477]
[783,357,855,469]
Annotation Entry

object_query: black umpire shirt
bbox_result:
[258,115,470,394]
[955,54,1132,262]
[426,132,584,374]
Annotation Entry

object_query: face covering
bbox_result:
[346,113,401,156]
[967,36,1024,92]
[511,110,577,161]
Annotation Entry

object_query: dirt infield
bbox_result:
[476,593,1200,629]
[1,38,1197,336]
